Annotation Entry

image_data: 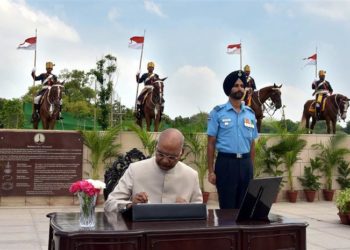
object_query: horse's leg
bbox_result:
[310,117,316,134]
[332,119,336,134]
[145,115,151,132]
[325,119,331,134]
[49,120,56,130]
[154,114,160,132]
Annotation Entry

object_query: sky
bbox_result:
[1,0,350,125]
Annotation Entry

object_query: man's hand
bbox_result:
[32,67,36,73]
[131,192,148,204]
[175,197,187,203]
[208,172,216,185]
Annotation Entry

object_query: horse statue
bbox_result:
[136,77,166,132]
[248,84,282,132]
[301,94,349,134]
[33,82,64,130]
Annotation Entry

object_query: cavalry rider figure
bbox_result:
[135,61,164,118]
[312,70,333,120]
[243,65,256,106]
[31,61,63,121]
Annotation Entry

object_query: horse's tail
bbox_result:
[300,112,307,129]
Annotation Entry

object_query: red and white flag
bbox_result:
[17,37,36,50]
[128,36,144,49]
[303,53,317,66]
[227,43,241,54]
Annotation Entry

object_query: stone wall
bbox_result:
[1,131,349,206]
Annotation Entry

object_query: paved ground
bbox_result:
[0,201,349,250]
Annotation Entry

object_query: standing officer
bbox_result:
[207,70,258,209]
[243,65,256,106]
[135,61,159,119]
[31,61,63,121]
[312,70,333,120]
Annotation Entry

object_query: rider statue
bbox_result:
[135,61,164,119]
[243,64,256,106]
[31,61,63,121]
[312,70,333,120]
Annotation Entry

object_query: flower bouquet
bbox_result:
[69,179,106,228]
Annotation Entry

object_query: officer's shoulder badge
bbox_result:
[214,104,225,112]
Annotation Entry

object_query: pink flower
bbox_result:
[69,179,105,197]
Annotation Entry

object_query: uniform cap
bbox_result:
[147,62,155,68]
[46,62,55,69]
[319,70,326,77]
[244,65,250,72]
[223,70,247,96]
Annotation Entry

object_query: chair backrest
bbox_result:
[104,148,147,200]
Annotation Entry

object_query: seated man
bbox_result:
[104,128,203,212]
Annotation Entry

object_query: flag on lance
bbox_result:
[129,36,144,49]
[227,43,241,54]
[303,53,317,66]
[17,37,36,50]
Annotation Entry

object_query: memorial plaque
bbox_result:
[0,131,83,196]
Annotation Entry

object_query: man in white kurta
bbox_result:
[104,129,203,213]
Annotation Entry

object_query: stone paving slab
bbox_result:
[0,201,349,250]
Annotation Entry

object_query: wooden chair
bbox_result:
[104,148,147,200]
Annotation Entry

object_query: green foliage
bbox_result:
[90,54,117,130]
[184,133,207,191]
[272,131,306,191]
[336,159,350,190]
[336,188,350,213]
[128,123,157,157]
[0,98,24,128]
[80,126,121,179]
[254,136,270,177]
[312,133,350,190]
[298,157,322,191]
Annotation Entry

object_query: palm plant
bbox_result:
[184,133,207,192]
[128,123,157,157]
[271,130,306,191]
[336,159,350,190]
[81,126,121,179]
[312,133,350,191]
[298,157,322,191]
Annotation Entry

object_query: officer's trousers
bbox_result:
[215,153,253,209]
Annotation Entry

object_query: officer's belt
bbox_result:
[218,152,250,159]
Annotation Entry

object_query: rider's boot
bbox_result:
[31,104,40,123]
[316,106,321,120]
[136,104,142,119]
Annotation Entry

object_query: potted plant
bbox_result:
[336,159,350,190]
[184,132,209,203]
[81,126,121,179]
[312,133,350,201]
[335,188,350,224]
[298,157,322,202]
[128,123,157,157]
[271,131,306,203]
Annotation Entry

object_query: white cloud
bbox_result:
[263,3,279,14]
[108,7,120,23]
[164,65,224,118]
[302,1,350,21]
[144,0,166,18]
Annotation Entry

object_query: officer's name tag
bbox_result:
[244,118,254,128]
[222,118,231,126]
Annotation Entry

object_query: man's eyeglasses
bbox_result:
[156,148,181,161]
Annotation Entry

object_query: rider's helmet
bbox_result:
[318,70,326,77]
[147,61,155,68]
[244,64,250,73]
[46,61,55,69]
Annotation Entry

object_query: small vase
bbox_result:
[78,192,97,228]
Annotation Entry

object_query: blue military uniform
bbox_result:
[207,101,258,209]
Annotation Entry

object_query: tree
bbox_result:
[0,98,24,128]
[90,54,117,130]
